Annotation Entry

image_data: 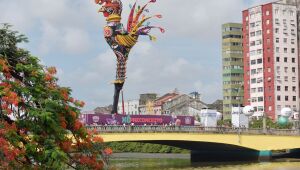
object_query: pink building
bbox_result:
[243,2,299,119]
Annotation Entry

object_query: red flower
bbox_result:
[73,120,83,131]
[93,136,104,143]
[103,148,113,155]
[44,73,52,81]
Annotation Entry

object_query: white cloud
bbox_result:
[62,28,92,54]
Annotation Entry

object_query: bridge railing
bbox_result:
[85,125,300,136]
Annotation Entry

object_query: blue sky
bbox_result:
[0,0,272,110]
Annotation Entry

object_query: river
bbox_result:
[110,153,300,170]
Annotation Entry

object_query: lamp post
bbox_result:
[237,83,244,127]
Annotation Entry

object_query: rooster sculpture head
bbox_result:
[95,0,122,18]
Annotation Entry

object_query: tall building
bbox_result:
[222,23,244,117]
[243,2,299,119]
[277,0,300,109]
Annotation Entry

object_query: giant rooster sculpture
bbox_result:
[95,0,164,114]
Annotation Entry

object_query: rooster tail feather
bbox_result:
[128,0,157,32]
[137,26,165,35]
[127,2,137,32]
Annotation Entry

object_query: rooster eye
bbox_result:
[107,8,113,13]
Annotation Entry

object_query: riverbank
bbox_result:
[111,153,190,159]
[106,142,190,154]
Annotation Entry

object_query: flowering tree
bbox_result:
[0,24,111,169]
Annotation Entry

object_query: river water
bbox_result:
[110,154,300,170]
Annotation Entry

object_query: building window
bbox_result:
[284,57,287,62]
[292,67,296,73]
[268,96,272,101]
[284,76,288,82]
[284,67,288,73]
[267,29,270,34]
[275,18,279,25]
[276,38,279,43]
[258,87,263,92]
[277,105,281,111]
[291,48,295,53]
[257,49,262,54]
[256,30,262,36]
[284,48,287,53]
[291,39,295,44]
[277,86,281,91]
[275,28,279,33]
[293,86,296,92]
[258,106,264,111]
[292,77,296,82]
[285,86,288,91]
[257,77,263,83]
[292,58,295,63]
[275,9,279,15]
[250,32,255,37]
[257,58,262,64]
[293,96,296,101]
[266,11,270,16]
[285,96,289,101]
[276,47,280,53]
[266,19,270,25]
[251,78,256,84]
[251,60,256,65]
[258,97,264,102]
[276,57,280,62]
[283,38,287,43]
[277,95,281,101]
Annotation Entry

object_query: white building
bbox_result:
[117,99,139,115]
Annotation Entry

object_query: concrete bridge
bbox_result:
[88,126,300,162]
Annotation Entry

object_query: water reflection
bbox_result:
[110,158,300,170]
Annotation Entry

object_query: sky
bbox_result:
[0,0,272,111]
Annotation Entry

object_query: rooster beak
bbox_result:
[98,7,105,13]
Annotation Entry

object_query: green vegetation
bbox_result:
[217,119,232,127]
[249,118,293,129]
[106,142,190,154]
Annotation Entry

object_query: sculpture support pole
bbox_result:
[111,83,124,114]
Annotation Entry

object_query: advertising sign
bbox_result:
[81,113,194,126]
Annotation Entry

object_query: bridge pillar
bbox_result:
[191,150,272,162]
[258,150,272,161]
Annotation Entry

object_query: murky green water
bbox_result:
[110,158,300,170]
